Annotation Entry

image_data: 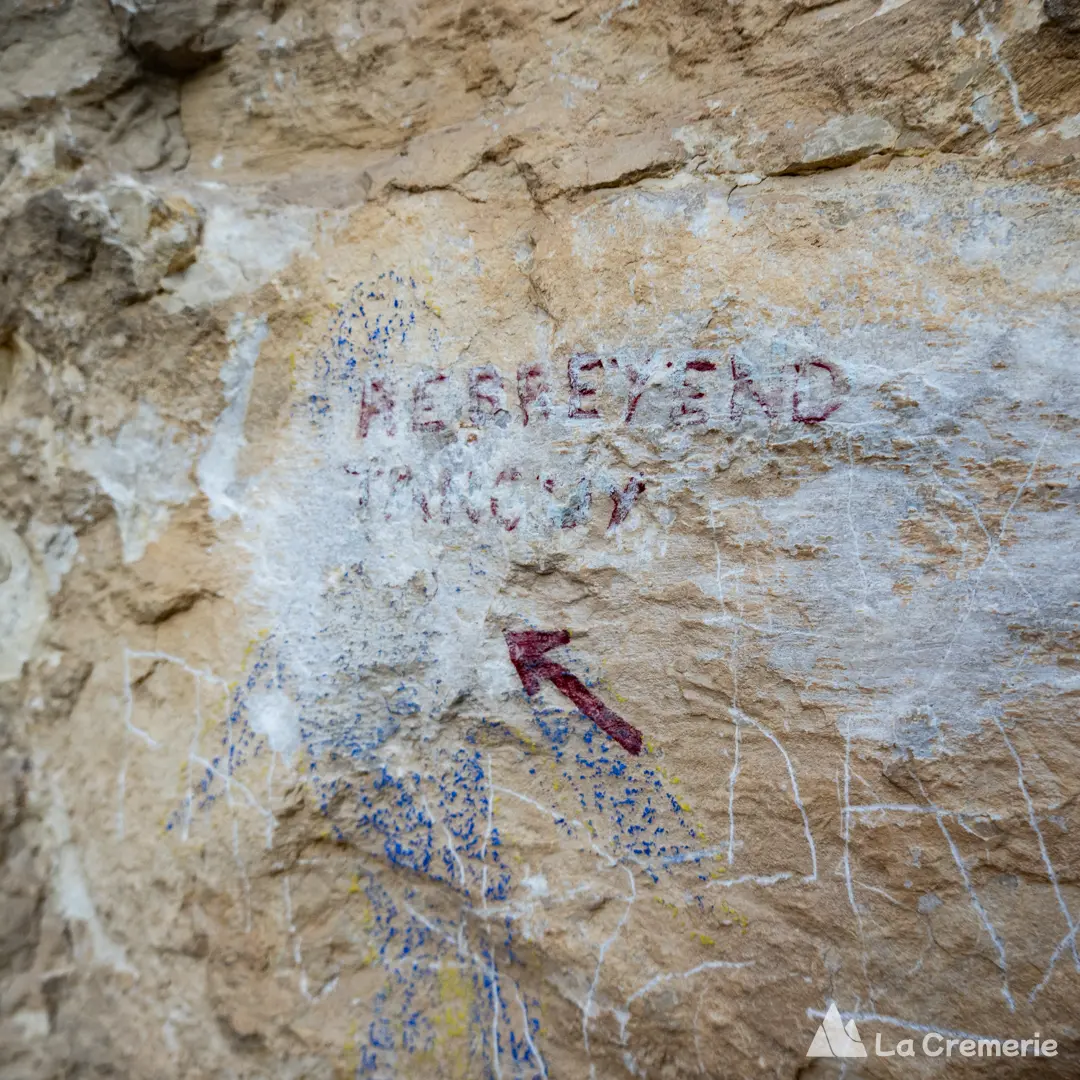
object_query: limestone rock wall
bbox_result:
[2,1,1080,1078]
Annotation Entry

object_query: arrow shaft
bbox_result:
[548,670,643,755]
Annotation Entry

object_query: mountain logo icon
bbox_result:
[806,1004,868,1058]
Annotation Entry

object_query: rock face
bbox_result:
[2,1,1080,1078]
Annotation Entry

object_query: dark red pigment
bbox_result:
[504,629,644,755]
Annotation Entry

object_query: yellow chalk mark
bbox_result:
[341,1019,359,1074]
[435,963,472,1077]
[718,899,749,931]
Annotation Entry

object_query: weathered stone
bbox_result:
[2,1,1080,1078]
[789,115,899,172]
[122,0,268,75]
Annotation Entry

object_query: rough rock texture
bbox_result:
[2,1,1080,1078]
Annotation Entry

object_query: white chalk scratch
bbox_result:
[583,864,636,1055]
[975,3,1037,128]
[624,958,754,1008]
[732,707,818,882]
[993,717,1079,972]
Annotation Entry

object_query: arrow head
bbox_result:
[504,629,571,694]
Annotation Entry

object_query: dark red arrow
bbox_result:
[504,629,643,755]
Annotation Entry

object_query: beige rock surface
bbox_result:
[2,1,1080,1078]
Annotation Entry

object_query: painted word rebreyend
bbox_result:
[356,351,847,438]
